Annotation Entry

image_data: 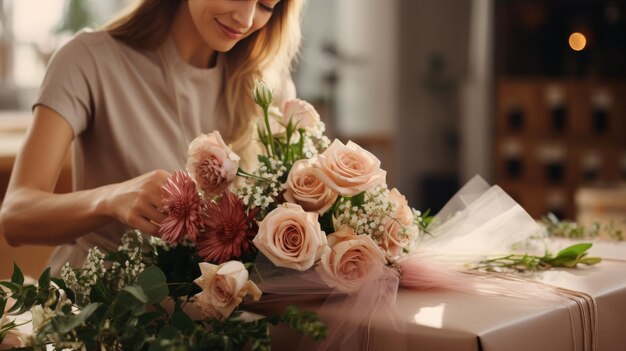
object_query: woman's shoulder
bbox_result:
[46,30,116,71]
[54,29,118,57]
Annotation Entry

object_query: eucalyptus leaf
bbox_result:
[171,311,196,335]
[56,303,100,334]
[137,266,169,304]
[121,327,147,350]
[122,285,149,304]
[159,324,182,340]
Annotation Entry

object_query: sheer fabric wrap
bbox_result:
[248,176,550,350]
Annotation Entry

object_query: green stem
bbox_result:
[237,168,271,183]
[263,106,276,157]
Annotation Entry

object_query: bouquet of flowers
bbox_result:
[0,80,602,350]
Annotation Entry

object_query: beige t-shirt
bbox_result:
[35,30,294,275]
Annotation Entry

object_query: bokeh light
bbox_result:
[568,32,587,51]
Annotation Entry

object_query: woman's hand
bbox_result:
[0,106,175,246]
[102,170,171,235]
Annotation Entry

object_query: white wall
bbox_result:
[296,0,398,138]
[334,0,398,137]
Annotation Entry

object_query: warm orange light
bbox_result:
[569,32,587,51]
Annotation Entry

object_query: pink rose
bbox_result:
[382,188,416,256]
[284,159,338,214]
[253,203,327,271]
[281,99,320,130]
[186,131,240,197]
[314,139,386,196]
[193,261,262,320]
[267,106,286,136]
[0,315,27,349]
[316,227,387,293]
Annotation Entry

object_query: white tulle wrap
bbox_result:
[419,175,541,261]
[248,176,549,350]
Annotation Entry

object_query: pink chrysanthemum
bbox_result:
[196,192,259,264]
[159,171,203,243]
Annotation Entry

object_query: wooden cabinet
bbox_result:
[494,80,626,220]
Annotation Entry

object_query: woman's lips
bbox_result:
[215,20,244,40]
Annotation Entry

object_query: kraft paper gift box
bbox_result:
[259,240,626,351]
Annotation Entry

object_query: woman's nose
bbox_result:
[232,1,255,31]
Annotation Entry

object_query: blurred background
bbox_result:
[1,0,625,277]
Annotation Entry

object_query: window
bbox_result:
[0,0,128,110]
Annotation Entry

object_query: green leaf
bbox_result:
[579,257,602,265]
[6,300,24,315]
[106,251,130,264]
[51,277,76,303]
[0,297,6,317]
[121,327,147,350]
[12,286,38,315]
[137,266,169,304]
[89,281,114,304]
[11,262,24,286]
[319,210,335,235]
[37,268,51,291]
[171,311,196,335]
[258,155,272,169]
[158,324,181,339]
[555,243,593,259]
[138,311,164,325]
[123,285,149,304]
[0,281,22,294]
[56,302,100,334]
[350,192,366,207]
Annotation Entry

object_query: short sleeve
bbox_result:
[34,32,97,137]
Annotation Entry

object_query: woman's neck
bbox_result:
[170,2,217,68]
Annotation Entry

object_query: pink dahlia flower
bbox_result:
[197,192,259,264]
[159,171,203,243]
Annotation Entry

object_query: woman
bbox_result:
[0,0,304,275]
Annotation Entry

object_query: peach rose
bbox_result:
[284,159,338,214]
[382,188,416,256]
[193,261,262,320]
[316,227,387,293]
[186,131,240,197]
[0,327,27,349]
[314,139,386,196]
[281,99,320,130]
[253,203,327,271]
[0,315,27,349]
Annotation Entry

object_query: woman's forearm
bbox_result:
[1,185,114,246]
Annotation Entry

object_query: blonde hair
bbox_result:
[105,0,304,155]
